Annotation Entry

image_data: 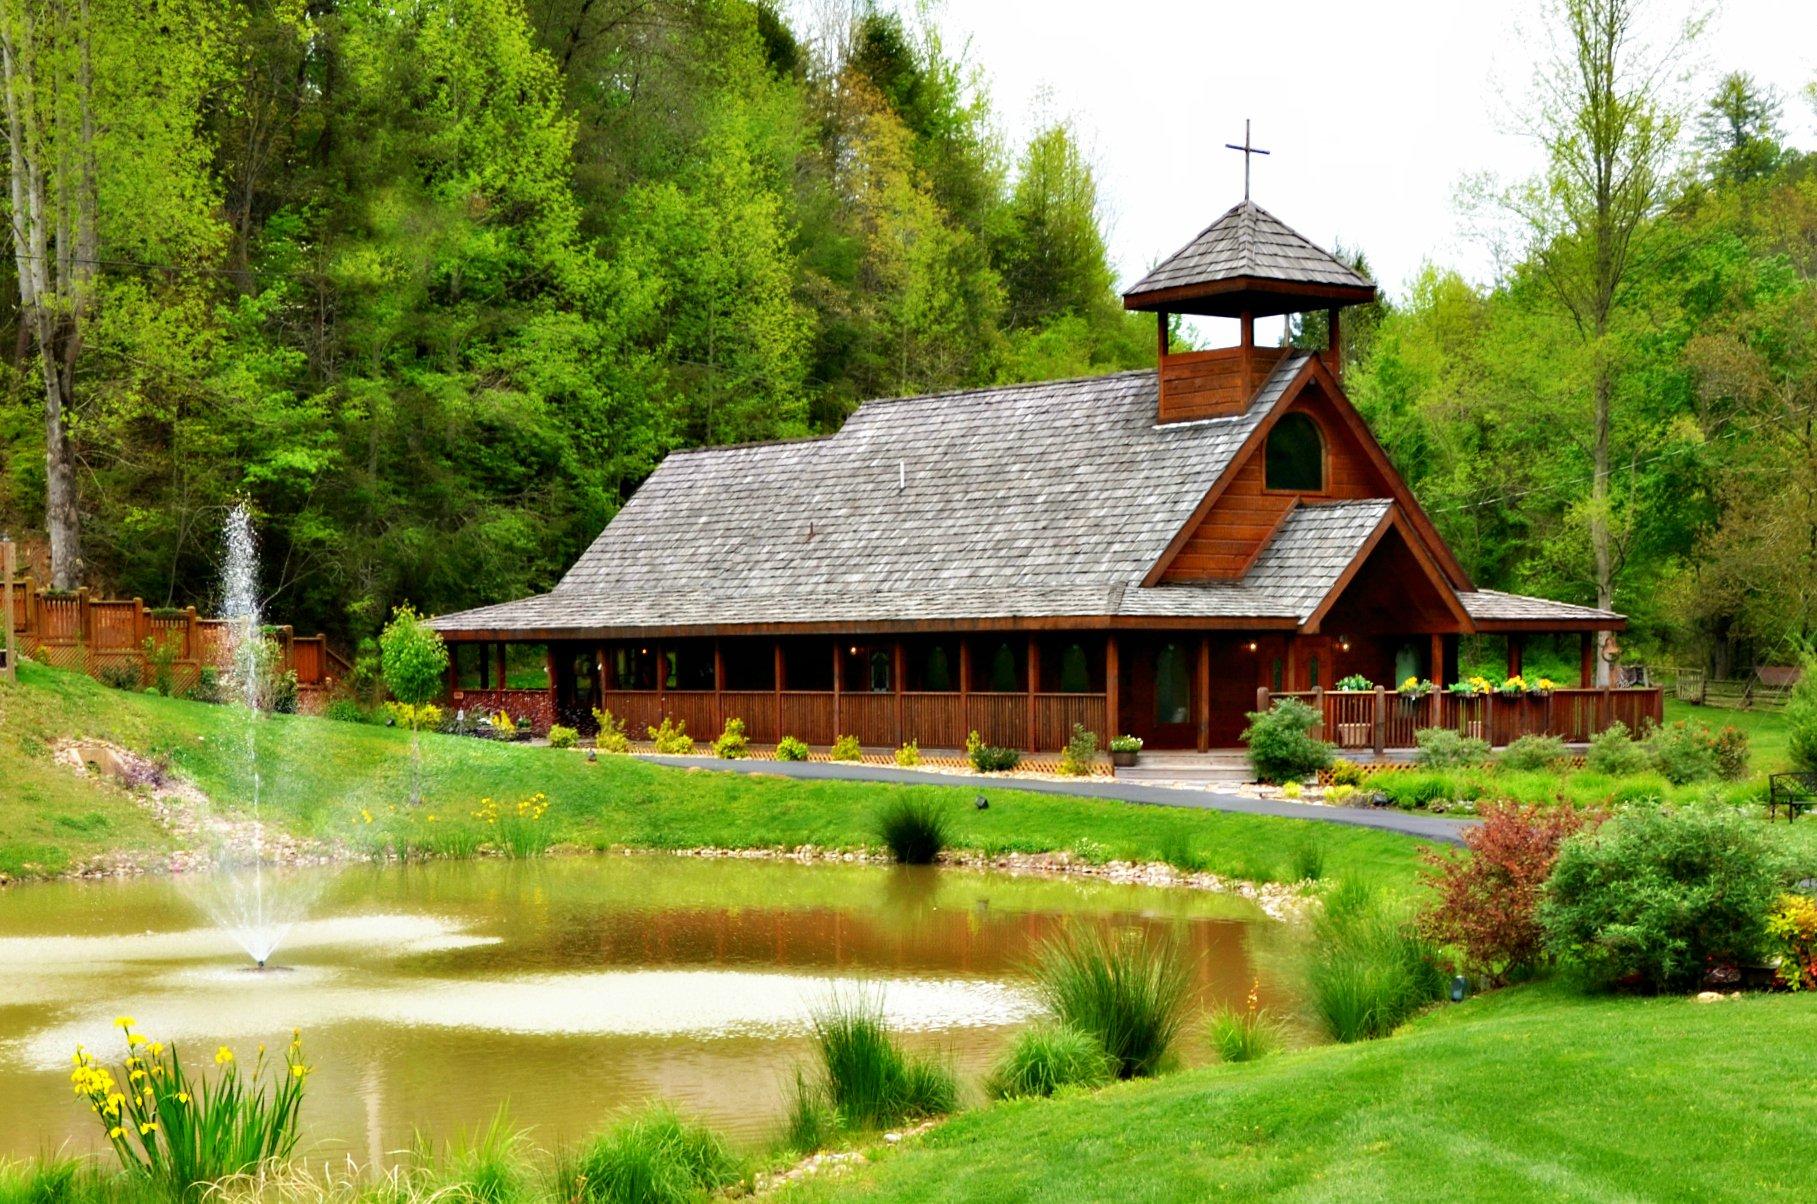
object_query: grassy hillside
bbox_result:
[782,982,1817,1202]
[0,661,1431,887]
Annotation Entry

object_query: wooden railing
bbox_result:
[5,577,347,698]
[593,688,1108,752]
[1260,686,1666,753]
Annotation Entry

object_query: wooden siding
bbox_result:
[1157,346,1287,421]
[1163,388,1387,580]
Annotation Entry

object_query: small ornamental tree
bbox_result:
[1417,803,1596,985]
[1240,699,1333,783]
[380,605,449,805]
[1786,655,1817,774]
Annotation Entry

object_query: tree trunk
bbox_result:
[1591,358,1613,685]
[38,310,82,588]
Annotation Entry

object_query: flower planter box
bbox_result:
[1337,722,1371,749]
[1111,749,1139,768]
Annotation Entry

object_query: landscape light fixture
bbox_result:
[1450,975,1468,1003]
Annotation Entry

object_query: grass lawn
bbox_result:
[0,660,1431,889]
[1665,697,1794,774]
[781,981,1817,1202]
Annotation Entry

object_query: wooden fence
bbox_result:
[595,688,1108,752]
[1672,666,1801,711]
[5,578,350,705]
[1264,685,1665,754]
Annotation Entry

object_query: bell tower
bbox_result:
[1122,128,1375,422]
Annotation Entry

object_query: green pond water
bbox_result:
[0,856,1299,1161]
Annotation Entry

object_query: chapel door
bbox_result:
[1121,636,1198,749]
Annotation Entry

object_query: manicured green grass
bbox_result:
[0,661,1432,888]
[779,983,1817,1202]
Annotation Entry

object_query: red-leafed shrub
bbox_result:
[1418,803,1598,985]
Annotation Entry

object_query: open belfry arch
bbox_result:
[429,134,1656,753]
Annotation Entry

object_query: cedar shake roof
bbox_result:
[1458,589,1623,626]
[429,354,1621,639]
[1122,201,1375,317]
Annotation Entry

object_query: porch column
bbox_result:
[1026,634,1040,751]
[1284,636,1298,692]
[597,644,609,715]
[655,641,665,719]
[1429,632,1444,686]
[1579,632,1594,688]
[713,640,725,733]
[446,647,459,700]
[1507,634,1523,678]
[893,640,906,746]
[1196,635,1211,753]
[773,641,785,740]
[495,642,506,690]
[959,638,972,737]
[832,642,842,738]
[1105,635,1120,741]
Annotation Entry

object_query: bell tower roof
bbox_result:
[1122,199,1375,318]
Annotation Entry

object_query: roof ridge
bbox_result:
[853,366,1155,410]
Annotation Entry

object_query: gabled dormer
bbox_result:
[1123,199,1375,422]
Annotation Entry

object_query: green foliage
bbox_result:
[1712,724,1750,780]
[1786,663,1817,774]
[799,998,957,1134]
[1309,888,1447,1042]
[97,661,141,691]
[547,724,578,750]
[711,718,749,759]
[1335,674,1375,692]
[829,734,862,762]
[1058,724,1098,777]
[1328,760,1367,787]
[591,709,629,754]
[561,1104,741,1204]
[1241,700,1334,784]
[1289,834,1326,883]
[1646,720,1720,785]
[894,740,921,767]
[1541,805,1785,992]
[1500,733,1569,772]
[1586,721,1651,776]
[380,607,450,708]
[874,798,950,865]
[966,730,1020,772]
[1031,926,1192,1079]
[647,718,693,755]
[1413,727,1489,769]
[1207,983,1281,1064]
[1108,734,1143,754]
[141,635,180,698]
[986,1024,1114,1099]
[323,698,368,724]
[775,736,809,762]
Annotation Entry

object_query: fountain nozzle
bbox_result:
[256,958,266,970]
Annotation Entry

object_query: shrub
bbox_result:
[1586,720,1651,776]
[1787,658,1817,773]
[379,604,448,707]
[187,665,223,703]
[775,735,809,762]
[1768,894,1817,990]
[592,708,630,753]
[829,733,862,762]
[69,1023,307,1193]
[1325,783,1357,804]
[1240,699,1334,783]
[1281,780,1303,800]
[875,798,950,864]
[1713,724,1750,781]
[1309,888,1446,1042]
[548,724,579,750]
[647,718,694,755]
[799,999,957,1133]
[894,740,921,766]
[1418,803,1593,985]
[711,717,748,759]
[966,730,1021,772]
[1412,726,1488,769]
[1328,760,1366,787]
[1058,724,1098,776]
[324,697,367,724]
[1031,926,1192,1079]
[1206,979,1280,1063]
[986,1024,1113,1099]
[98,659,141,690]
[1647,720,1720,785]
[1368,770,1472,811]
[143,632,181,697]
[563,1104,741,1204]
[1500,733,1568,772]
[1540,805,1784,992]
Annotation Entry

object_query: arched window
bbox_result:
[868,651,891,693]
[1265,412,1324,492]
[988,643,1019,692]
[925,646,952,691]
[1154,643,1190,725]
[1059,644,1090,693]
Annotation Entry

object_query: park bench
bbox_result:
[1767,772,1817,822]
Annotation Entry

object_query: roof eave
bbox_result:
[1123,277,1377,316]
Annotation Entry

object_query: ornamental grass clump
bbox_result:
[1031,925,1192,1079]
[793,999,957,1138]
[560,1104,742,1204]
[874,797,950,864]
[69,1020,308,1195]
[399,1107,529,1204]
[1206,979,1280,1064]
[472,792,553,859]
[1309,887,1446,1042]
[985,1024,1114,1099]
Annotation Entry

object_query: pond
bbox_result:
[0,856,1300,1161]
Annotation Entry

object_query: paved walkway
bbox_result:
[636,755,1472,844]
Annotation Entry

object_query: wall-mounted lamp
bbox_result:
[1245,641,1258,653]
[1338,637,1352,653]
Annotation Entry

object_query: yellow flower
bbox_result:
[108,1126,125,1140]
[291,1063,309,1079]
[145,1042,165,1056]
[176,1092,190,1104]
[128,1068,146,1082]
[214,1046,234,1066]
[139,1122,158,1135]
[114,1016,136,1029]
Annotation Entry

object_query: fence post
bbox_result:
[1255,686,1271,713]
[1310,685,1325,740]
[1372,685,1386,755]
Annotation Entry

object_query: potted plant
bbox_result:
[1527,676,1556,698]
[1499,674,1527,698]
[1397,677,1434,710]
[1335,673,1374,692]
[1109,734,1143,767]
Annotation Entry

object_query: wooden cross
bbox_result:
[1225,119,1270,200]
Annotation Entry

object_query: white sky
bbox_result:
[870,0,1817,342]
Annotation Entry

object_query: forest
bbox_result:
[0,0,1810,677]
